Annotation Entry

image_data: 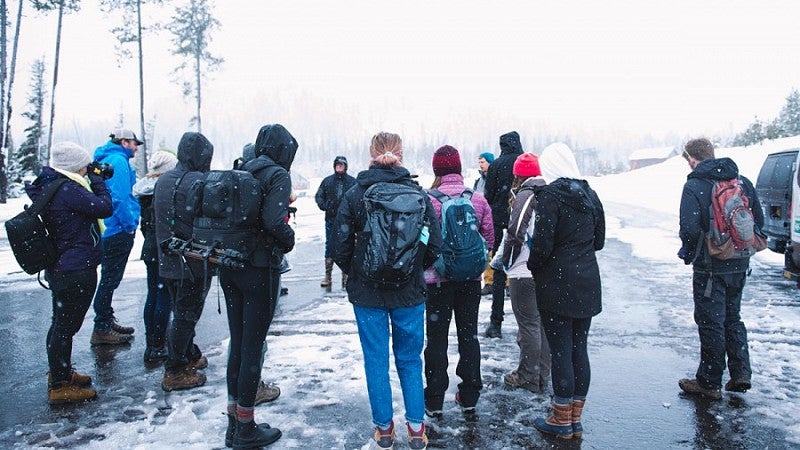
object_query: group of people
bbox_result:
[26,123,760,448]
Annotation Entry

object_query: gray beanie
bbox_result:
[50,141,92,173]
[147,150,178,174]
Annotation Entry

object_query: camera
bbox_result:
[87,161,114,180]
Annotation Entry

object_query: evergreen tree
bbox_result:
[9,59,46,184]
[166,0,222,132]
[776,88,800,137]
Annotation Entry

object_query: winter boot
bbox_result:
[533,402,574,439]
[48,368,92,387]
[678,378,722,400]
[233,420,282,449]
[225,413,237,447]
[144,345,169,364]
[111,321,135,335]
[571,399,585,438]
[48,380,97,405]
[373,421,395,450]
[406,422,428,450]
[342,273,348,288]
[254,381,281,405]
[90,329,133,346]
[161,367,206,392]
[320,258,333,287]
[484,321,501,339]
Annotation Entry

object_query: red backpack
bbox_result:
[706,177,767,259]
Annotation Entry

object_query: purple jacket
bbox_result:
[424,173,494,284]
[25,167,113,272]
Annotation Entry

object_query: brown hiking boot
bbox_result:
[724,379,752,393]
[254,380,281,405]
[678,378,722,400]
[48,369,92,387]
[91,329,133,346]
[111,322,135,335]
[48,381,97,405]
[161,367,206,392]
[188,355,208,370]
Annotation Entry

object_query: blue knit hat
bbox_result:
[479,152,495,164]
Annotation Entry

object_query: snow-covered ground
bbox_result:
[1,136,799,448]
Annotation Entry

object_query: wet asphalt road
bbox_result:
[0,228,798,449]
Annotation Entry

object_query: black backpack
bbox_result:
[354,181,428,290]
[5,178,69,276]
[187,169,263,261]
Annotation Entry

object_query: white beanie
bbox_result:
[50,141,92,173]
[147,150,178,174]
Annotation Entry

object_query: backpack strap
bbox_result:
[29,178,69,215]
[427,188,450,205]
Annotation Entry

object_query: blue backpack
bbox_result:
[428,189,488,281]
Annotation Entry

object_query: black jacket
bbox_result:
[484,131,524,228]
[332,165,442,309]
[315,171,357,222]
[527,177,605,319]
[240,124,298,268]
[679,157,763,274]
[154,132,214,280]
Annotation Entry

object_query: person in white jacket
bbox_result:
[492,152,551,393]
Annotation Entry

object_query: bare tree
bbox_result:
[30,0,80,164]
[99,0,167,174]
[166,0,222,133]
[1,0,8,202]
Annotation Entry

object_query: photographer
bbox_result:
[90,128,143,345]
[25,142,113,404]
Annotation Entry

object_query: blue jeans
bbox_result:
[143,260,172,346]
[93,232,135,330]
[692,272,752,389]
[354,303,425,428]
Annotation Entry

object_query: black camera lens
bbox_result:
[88,161,114,180]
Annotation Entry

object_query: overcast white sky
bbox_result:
[8,0,800,147]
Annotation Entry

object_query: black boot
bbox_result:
[225,414,237,447]
[233,420,282,449]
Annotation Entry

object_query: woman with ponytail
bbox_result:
[333,132,442,450]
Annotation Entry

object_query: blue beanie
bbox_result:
[479,152,495,164]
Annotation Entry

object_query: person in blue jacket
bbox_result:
[90,128,142,345]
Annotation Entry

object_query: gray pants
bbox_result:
[509,277,551,389]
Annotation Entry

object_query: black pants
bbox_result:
[491,224,506,324]
[220,265,280,408]
[692,272,752,389]
[164,276,211,371]
[424,280,482,409]
[47,269,97,384]
[540,310,592,401]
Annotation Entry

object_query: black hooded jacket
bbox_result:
[315,156,357,222]
[679,157,763,274]
[239,124,297,268]
[484,131,524,228]
[332,165,442,309]
[154,132,214,280]
[527,177,605,319]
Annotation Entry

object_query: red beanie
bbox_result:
[432,145,462,176]
[513,152,541,177]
